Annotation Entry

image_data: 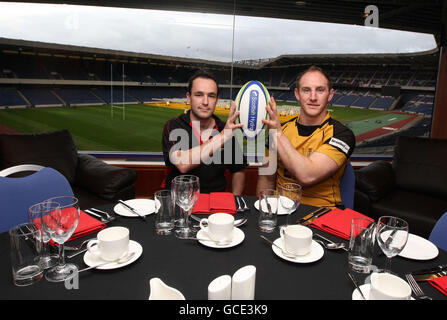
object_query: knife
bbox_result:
[412,271,446,282]
[297,207,327,224]
[118,200,146,220]
[411,264,447,276]
[299,208,331,226]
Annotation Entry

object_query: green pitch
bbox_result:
[0,103,404,151]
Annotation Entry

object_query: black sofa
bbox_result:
[354,136,447,238]
[0,129,137,209]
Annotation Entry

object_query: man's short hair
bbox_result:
[187,69,219,96]
[295,65,333,91]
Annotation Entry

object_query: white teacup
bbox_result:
[87,226,129,262]
[369,272,412,300]
[200,213,234,242]
[280,225,313,256]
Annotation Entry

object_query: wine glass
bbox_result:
[279,183,302,228]
[28,201,60,269]
[41,196,80,282]
[376,216,409,273]
[171,175,200,239]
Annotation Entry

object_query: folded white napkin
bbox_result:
[231,265,256,300]
[208,275,232,300]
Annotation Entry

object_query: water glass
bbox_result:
[9,223,44,286]
[29,201,59,269]
[348,217,375,273]
[154,190,175,235]
[258,189,278,233]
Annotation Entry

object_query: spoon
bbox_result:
[64,238,96,251]
[315,239,347,250]
[77,251,136,273]
[314,233,348,251]
[260,235,298,259]
[180,236,232,246]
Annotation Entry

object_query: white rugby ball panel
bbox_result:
[235,80,270,139]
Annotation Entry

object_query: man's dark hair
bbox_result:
[187,69,219,96]
[295,65,333,90]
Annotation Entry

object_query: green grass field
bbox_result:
[0,103,409,151]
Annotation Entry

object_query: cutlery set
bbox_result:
[84,207,115,223]
[78,200,446,297]
[297,207,331,225]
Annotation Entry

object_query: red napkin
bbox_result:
[68,210,106,241]
[43,210,106,245]
[429,276,447,296]
[192,192,237,215]
[310,208,373,240]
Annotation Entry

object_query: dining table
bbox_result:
[0,196,446,302]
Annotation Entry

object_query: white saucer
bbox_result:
[399,233,439,260]
[113,199,155,217]
[196,228,245,249]
[272,238,324,263]
[83,240,143,270]
[254,198,292,215]
[352,284,415,300]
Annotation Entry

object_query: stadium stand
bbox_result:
[0,88,28,108]
[369,96,395,110]
[20,88,62,106]
[53,88,103,105]
[351,95,375,108]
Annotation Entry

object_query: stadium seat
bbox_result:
[0,166,74,233]
[340,162,355,209]
[429,212,447,251]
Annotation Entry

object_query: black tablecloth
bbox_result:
[1,197,446,301]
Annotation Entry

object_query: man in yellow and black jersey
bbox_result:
[257,66,355,208]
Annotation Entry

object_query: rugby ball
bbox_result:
[235,80,270,139]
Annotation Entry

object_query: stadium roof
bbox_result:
[262,49,439,68]
[0,36,439,71]
[18,0,447,44]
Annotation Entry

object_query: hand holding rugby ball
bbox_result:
[235,81,270,139]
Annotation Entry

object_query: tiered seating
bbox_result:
[402,94,434,115]
[351,95,375,108]
[369,96,395,110]
[91,88,139,104]
[335,94,359,107]
[20,88,62,106]
[53,88,102,105]
[0,88,27,107]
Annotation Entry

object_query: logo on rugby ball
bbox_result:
[235,80,270,139]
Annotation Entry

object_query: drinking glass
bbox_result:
[154,189,175,235]
[41,196,80,282]
[171,175,200,238]
[9,223,44,286]
[258,189,278,232]
[28,202,59,269]
[279,183,302,228]
[376,216,409,273]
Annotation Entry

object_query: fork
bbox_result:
[235,197,244,213]
[405,273,433,300]
[64,238,95,251]
[240,197,249,211]
[89,207,115,221]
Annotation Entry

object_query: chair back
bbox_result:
[0,167,74,233]
[340,162,355,209]
[0,164,44,177]
[429,212,447,251]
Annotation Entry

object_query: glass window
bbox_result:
[0,2,438,157]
